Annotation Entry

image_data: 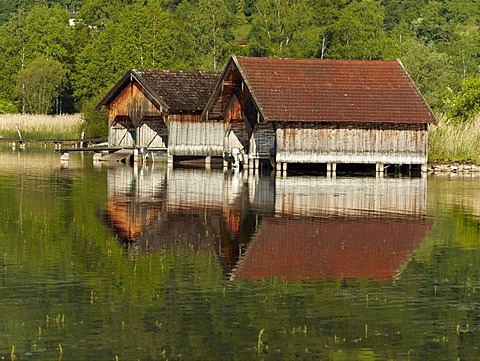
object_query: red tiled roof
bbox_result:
[233,218,431,281]
[234,57,436,124]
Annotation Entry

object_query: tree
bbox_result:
[448,77,480,122]
[73,2,194,104]
[248,0,319,58]
[17,58,66,114]
[176,0,235,70]
[0,3,74,110]
[398,39,455,111]
[0,99,18,114]
[80,94,108,139]
[327,0,392,60]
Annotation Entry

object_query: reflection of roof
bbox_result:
[233,217,432,281]
[211,56,436,124]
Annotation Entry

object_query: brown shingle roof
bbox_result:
[234,57,436,124]
[136,70,220,112]
[97,69,220,113]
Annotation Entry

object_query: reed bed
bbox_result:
[429,116,480,163]
[0,113,83,140]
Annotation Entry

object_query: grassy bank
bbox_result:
[429,116,480,163]
[0,114,83,140]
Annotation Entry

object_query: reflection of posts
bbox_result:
[232,147,241,168]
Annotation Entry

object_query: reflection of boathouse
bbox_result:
[96,69,222,164]
[102,167,431,281]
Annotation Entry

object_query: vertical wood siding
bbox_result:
[276,122,427,164]
[250,123,276,159]
[108,82,163,127]
[110,116,134,147]
[168,115,224,156]
[138,117,168,149]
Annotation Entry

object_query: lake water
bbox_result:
[1,151,480,360]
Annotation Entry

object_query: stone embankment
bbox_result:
[429,161,480,174]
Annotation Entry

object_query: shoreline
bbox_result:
[428,160,480,173]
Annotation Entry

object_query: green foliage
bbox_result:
[80,95,108,139]
[16,58,66,114]
[448,77,480,123]
[1,0,480,130]
[0,99,18,114]
[248,0,319,58]
[73,2,193,103]
[0,3,75,111]
[176,0,235,70]
[398,39,455,110]
[327,0,392,60]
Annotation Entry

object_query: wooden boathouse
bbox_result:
[202,56,437,175]
[96,69,222,164]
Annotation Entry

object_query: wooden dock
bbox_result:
[96,149,134,162]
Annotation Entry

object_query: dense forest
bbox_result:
[1,0,480,126]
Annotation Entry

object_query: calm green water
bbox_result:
[1,151,480,360]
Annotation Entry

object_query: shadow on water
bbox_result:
[100,164,432,282]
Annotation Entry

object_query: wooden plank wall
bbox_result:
[110,121,134,147]
[108,82,162,127]
[138,117,168,149]
[168,115,224,156]
[276,122,427,164]
[250,123,276,159]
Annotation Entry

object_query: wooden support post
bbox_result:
[376,163,384,173]
[167,153,174,167]
[282,162,287,177]
[15,124,22,140]
[332,163,337,177]
[205,155,211,169]
[421,163,428,173]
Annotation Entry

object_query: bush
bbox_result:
[0,99,18,114]
[80,96,108,139]
[448,77,480,123]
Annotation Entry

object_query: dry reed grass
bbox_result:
[0,113,82,139]
[429,115,480,162]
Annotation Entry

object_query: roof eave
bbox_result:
[396,59,438,124]
[231,56,268,123]
[201,56,268,123]
[95,69,170,112]
[201,58,235,121]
